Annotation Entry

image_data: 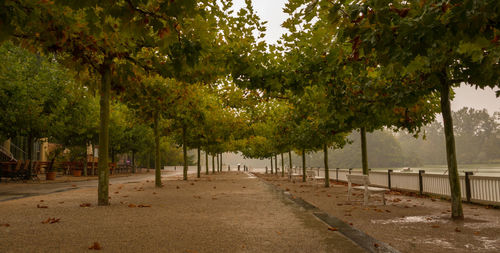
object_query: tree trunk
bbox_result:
[440,78,464,219]
[132,150,135,173]
[197,146,201,178]
[274,154,278,175]
[281,153,284,177]
[220,153,223,172]
[302,150,306,182]
[212,154,215,174]
[97,59,111,206]
[288,150,292,173]
[154,111,161,187]
[324,144,330,188]
[83,142,88,176]
[216,153,219,172]
[182,125,188,181]
[270,157,274,174]
[91,143,95,176]
[27,134,33,178]
[360,127,369,175]
[205,150,209,175]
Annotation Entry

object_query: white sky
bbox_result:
[232,0,500,114]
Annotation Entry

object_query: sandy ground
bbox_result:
[256,173,500,253]
[0,172,364,253]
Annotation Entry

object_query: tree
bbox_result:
[327,0,500,219]
[0,42,76,174]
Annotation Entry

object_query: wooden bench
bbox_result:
[288,168,300,181]
[306,170,316,181]
[347,174,388,205]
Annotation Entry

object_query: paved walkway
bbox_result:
[0,172,364,252]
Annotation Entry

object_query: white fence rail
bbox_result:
[299,168,500,206]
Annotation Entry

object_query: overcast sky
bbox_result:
[232,0,499,114]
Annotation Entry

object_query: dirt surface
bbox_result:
[256,173,500,253]
[0,172,364,252]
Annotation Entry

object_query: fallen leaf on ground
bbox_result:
[337,203,343,206]
[242,186,246,188]
[176,186,180,189]
[455,228,461,232]
[72,185,77,187]
[328,227,338,231]
[138,204,151,208]
[41,217,60,224]
[431,225,440,228]
[285,188,290,191]
[327,194,331,197]
[213,186,216,189]
[89,242,101,250]
[40,200,44,202]
[212,197,217,200]
[473,231,480,235]
[37,204,48,208]
[80,203,91,207]
[114,192,119,194]
[122,195,128,198]
[153,192,157,195]
[128,204,136,208]
[190,183,194,185]
[0,224,10,227]
[385,210,391,213]
[349,222,353,226]
[374,243,379,248]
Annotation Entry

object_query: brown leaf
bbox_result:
[242,186,246,188]
[374,243,379,248]
[42,217,60,224]
[0,224,10,227]
[128,204,136,208]
[431,225,440,228]
[213,186,216,189]
[122,195,128,198]
[349,222,353,226]
[385,210,391,213]
[153,192,157,195]
[72,185,77,187]
[176,186,180,189]
[337,203,343,206]
[285,188,290,191]
[89,242,101,250]
[40,200,44,202]
[114,192,119,194]
[455,227,461,232]
[190,183,194,185]
[80,203,91,207]
[327,194,331,197]
[328,227,338,231]
[37,204,48,209]
[138,204,151,208]
[473,231,480,235]
[212,197,217,200]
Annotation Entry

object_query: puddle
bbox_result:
[245,172,257,179]
[422,238,454,249]
[371,215,444,225]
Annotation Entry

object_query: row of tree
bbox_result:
[1,1,499,220]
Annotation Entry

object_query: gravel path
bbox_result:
[0,172,363,252]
